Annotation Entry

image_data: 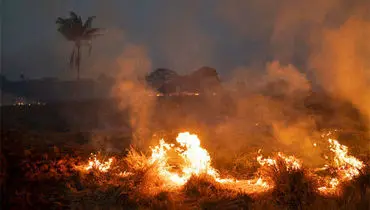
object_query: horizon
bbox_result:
[2,0,332,80]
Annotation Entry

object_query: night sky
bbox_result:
[2,0,368,80]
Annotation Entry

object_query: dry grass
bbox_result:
[2,133,370,210]
[258,156,318,209]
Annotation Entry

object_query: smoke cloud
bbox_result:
[209,61,324,165]
[309,16,370,132]
[4,0,369,159]
[111,44,155,149]
[210,0,370,162]
[62,0,370,158]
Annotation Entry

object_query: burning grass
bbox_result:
[2,131,370,209]
[257,153,318,209]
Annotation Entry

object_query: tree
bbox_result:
[191,66,221,93]
[56,12,103,80]
[145,68,178,89]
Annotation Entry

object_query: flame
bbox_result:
[328,139,364,178]
[317,139,365,195]
[83,153,114,172]
[118,171,134,177]
[234,177,272,194]
[147,132,273,194]
[176,132,218,177]
[149,132,236,186]
[74,131,366,197]
[257,152,302,171]
[149,139,185,185]
[317,178,340,194]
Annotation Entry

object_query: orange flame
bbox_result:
[317,139,365,195]
[147,132,273,194]
[75,131,366,197]
[83,153,114,172]
[148,132,236,186]
[257,151,302,171]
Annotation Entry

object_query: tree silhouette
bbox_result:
[56,11,103,80]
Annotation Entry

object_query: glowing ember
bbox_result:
[118,171,134,177]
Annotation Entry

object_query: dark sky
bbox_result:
[2,0,365,80]
[1,0,274,80]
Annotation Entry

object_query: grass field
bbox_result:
[1,96,369,209]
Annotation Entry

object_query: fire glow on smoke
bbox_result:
[78,132,365,196]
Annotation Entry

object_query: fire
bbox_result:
[83,153,114,172]
[147,132,273,194]
[175,132,218,177]
[234,177,272,194]
[257,151,302,171]
[317,178,340,195]
[328,139,364,178]
[317,139,365,195]
[74,131,366,197]
[278,153,302,170]
[118,171,134,177]
[257,151,276,167]
[149,132,236,186]
[149,139,184,185]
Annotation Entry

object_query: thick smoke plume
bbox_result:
[310,17,370,135]
[211,0,370,159]
[210,61,325,165]
[51,0,370,162]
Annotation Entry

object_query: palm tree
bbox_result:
[56,11,103,80]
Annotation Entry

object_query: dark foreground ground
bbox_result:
[1,95,370,209]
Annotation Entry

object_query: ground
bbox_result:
[1,97,369,209]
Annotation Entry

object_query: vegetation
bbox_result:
[56,12,103,80]
[1,94,369,209]
[1,128,369,209]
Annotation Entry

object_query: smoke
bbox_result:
[111,44,155,149]
[207,60,327,165]
[268,0,370,134]
[209,0,370,159]
[84,28,127,78]
[309,16,370,133]
[7,1,367,160]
